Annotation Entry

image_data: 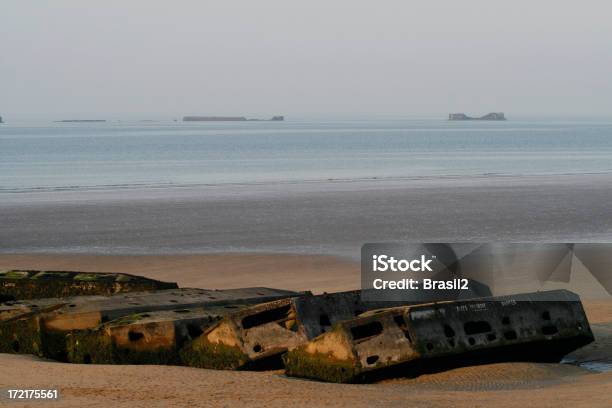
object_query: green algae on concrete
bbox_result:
[66,329,113,364]
[66,329,181,365]
[0,298,81,355]
[180,338,250,370]
[0,270,178,301]
[283,348,359,383]
[1,271,29,280]
[0,315,43,355]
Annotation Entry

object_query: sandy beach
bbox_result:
[1,353,611,408]
[1,253,611,407]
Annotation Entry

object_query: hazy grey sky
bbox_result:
[1,0,611,119]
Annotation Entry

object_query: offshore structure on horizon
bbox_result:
[183,115,284,122]
[449,112,506,121]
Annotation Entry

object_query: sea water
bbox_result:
[2,118,612,193]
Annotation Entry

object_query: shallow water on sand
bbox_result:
[562,358,612,373]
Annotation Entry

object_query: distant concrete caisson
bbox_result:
[449,112,506,121]
[183,115,284,122]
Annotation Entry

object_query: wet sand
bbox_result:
[1,253,611,407]
[3,174,612,257]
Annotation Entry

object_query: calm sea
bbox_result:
[2,118,612,193]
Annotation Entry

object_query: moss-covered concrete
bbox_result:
[73,273,105,281]
[180,338,250,370]
[0,317,94,361]
[0,271,29,279]
[283,348,359,383]
[0,316,43,355]
[0,270,178,300]
[41,329,72,361]
[67,330,113,363]
[67,329,181,365]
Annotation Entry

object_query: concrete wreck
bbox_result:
[284,290,593,383]
[66,305,251,365]
[180,290,405,370]
[0,285,300,360]
[0,270,178,301]
[0,271,596,384]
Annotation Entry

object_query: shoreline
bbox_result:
[3,171,612,196]
[3,171,612,200]
[3,173,612,257]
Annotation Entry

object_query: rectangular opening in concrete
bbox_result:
[241,304,292,329]
[463,321,492,335]
[351,321,383,341]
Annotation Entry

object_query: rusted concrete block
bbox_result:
[2,287,300,360]
[0,270,178,301]
[66,305,250,365]
[180,290,402,370]
[284,290,594,383]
